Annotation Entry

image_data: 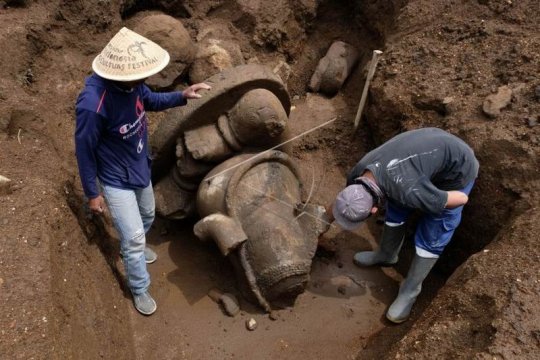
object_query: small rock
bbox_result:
[208,289,240,317]
[482,85,512,118]
[442,96,456,115]
[330,275,354,289]
[133,15,196,89]
[189,34,244,83]
[309,41,360,96]
[220,293,240,317]
[269,311,279,321]
[246,318,257,331]
[526,116,538,127]
[0,175,12,195]
[413,95,454,116]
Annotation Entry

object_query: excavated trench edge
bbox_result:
[58,1,516,358]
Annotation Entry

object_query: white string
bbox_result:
[206,170,334,228]
[205,117,338,182]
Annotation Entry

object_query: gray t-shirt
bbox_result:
[347,128,479,214]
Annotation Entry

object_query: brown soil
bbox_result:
[0,0,538,359]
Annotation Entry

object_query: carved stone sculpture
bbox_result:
[151,65,328,309]
[195,151,328,309]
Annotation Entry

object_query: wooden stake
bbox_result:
[353,50,383,132]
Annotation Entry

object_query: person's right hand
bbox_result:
[89,195,106,215]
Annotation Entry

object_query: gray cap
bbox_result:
[332,184,373,230]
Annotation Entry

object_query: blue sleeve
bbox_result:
[75,109,104,199]
[141,85,187,111]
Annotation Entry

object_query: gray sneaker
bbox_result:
[133,291,157,315]
[144,247,157,264]
[120,247,158,264]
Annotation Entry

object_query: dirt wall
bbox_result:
[359,0,540,358]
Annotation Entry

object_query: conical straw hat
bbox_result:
[92,27,170,81]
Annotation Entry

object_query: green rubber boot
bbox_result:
[353,223,406,267]
[386,255,437,323]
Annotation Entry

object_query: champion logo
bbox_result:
[118,96,147,138]
[119,124,130,134]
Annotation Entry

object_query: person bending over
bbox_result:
[326,127,479,323]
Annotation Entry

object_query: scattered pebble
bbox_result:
[246,318,257,331]
[220,293,240,317]
[442,96,456,115]
[208,289,240,317]
[525,116,538,127]
[269,311,279,321]
[482,85,512,118]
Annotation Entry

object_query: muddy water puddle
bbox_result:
[123,221,397,360]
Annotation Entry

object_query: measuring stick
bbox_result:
[353,50,383,132]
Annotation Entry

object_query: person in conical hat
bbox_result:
[74,27,211,316]
[324,128,479,323]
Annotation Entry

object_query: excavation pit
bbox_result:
[1,0,539,359]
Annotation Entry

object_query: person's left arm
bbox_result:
[142,83,211,111]
[405,177,470,214]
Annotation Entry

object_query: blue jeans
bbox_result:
[102,183,155,295]
[385,181,475,258]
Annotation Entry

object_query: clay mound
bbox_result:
[133,14,196,89]
[189,23,245,84]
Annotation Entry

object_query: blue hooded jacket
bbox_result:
[75,74,186,198]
